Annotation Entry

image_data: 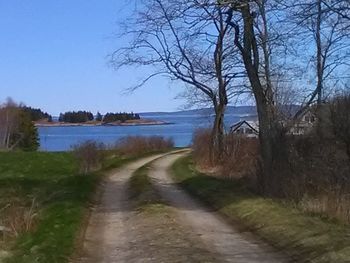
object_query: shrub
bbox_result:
[0,99,39,151]
[1,199,38,238]
[191,125,350,222]
[330,93,350,160]
[115,136,174,156]
[192,128,259,181]
[72,141,105,174]
[192,128,213,168]
[221,134,259,180]
[285,133,350,222]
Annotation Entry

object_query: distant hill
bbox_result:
[140,104,304,118]
[140,106,257,117]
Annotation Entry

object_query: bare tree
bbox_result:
[279,0,350,106]
[112,0,245,159]
[221,1,284,192]
[213,0,350,193]
[322,0,350,24]
[0,98,19,150]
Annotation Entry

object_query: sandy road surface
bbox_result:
[75,153,167,262]
[75,151,289,263]
[148,153,289,263]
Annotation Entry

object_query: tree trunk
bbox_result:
[228,3,279,194]
[211,103,226,162]
[211,9,228,163]
[316,0,323,105]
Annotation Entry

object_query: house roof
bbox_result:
[230,120,259,134]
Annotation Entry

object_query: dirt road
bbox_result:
[76,151,289,263]
[75,154,167,263]
[149,153,289,263]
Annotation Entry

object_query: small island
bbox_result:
[34,110,171,127]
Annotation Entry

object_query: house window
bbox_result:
[246,128,253,134]
[237,128,244,134]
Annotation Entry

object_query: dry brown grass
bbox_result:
[73,141,106,174]
[192,128,213,168]
[221,133,259,180]
[299,194,350,223]
[0,198,38,244]
[286,134,350,223]
[192,128,259,180]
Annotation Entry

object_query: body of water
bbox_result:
[38,113,255,151]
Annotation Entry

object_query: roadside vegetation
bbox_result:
[0,136,174,263]
[0,151,96,262]
[192,94,350,224]
[171,155,350,263]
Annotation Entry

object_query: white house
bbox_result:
[288,110,316,135]
[230,120,259,138]
[230,110,316,137]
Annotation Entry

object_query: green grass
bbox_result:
[171,155,350,263]
[128,164,165,212]
[0,151,136,263]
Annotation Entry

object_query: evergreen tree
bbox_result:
[96,112,103,121]
[87,112,94,121]
[102,112,140,123]
[10,111,39,151]
[59,113,64,122]
[58,111,94,123]
[21,106,52,121]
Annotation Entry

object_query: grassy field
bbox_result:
[0,151,133,263]
[171,155,350,263]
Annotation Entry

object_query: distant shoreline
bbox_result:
[34,119,173,127]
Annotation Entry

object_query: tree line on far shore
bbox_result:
[58,111,140,123]
[22,106,53,122]
[0,98,143,152]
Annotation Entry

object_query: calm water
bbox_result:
[38,113,250,151]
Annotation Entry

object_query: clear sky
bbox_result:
[0,0,185,115]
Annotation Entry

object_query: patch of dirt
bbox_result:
[123,203,220,262]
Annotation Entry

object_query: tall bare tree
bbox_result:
[282,0,350,105]
[322,0,350,23]
[0,98,19,150]
[112,0,245,159]
[211,0,350,193]
[221,1,283,192]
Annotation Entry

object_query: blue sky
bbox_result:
[0,1,185,115]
